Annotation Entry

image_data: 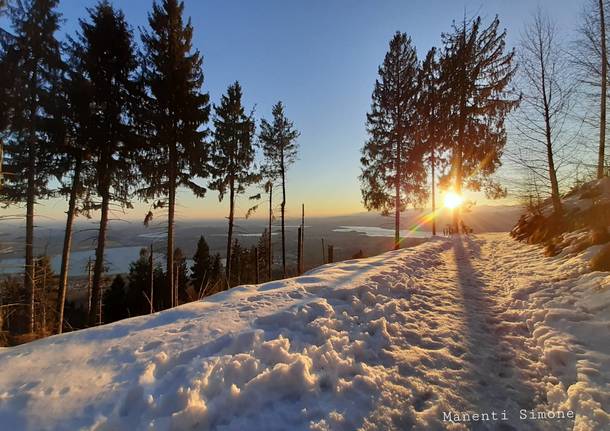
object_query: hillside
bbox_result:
[0,234,608,430]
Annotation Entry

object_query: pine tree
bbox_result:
[54,55,95,334]
[209,82,257,284]
[439,16,518,230]
[71,2,141,326]
[229,238,242,286]
[257,228,270,281]
[360,32,427,249]
[125,247,164,316]
[103,274,128,324]
[207,253,223,295]
[173,247,188,304]
[190,235,211,293]
[2,0,63,333]
[259,101,300,277]
[417,47,447,236]
[32,254,57,334]
[139,0,210,310]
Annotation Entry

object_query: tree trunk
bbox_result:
[25,140,35,334]
[254,246,259,284]
[394,142,401,250]
[453,97,466,233]
[300,204,304,274]
[166,152,176,309]
[88,189,110,326]
[431,149,436,236]
[599,0,608,179]
[539,37,563,215]
[281,153,287,277]
[297,226,302,276]
[268,185,272,281]
[56,159,81,334]
[149,243,154,314]
[225,176,235,284]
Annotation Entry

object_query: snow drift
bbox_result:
[0,234,608,430]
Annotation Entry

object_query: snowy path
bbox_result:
[0,234,608,430]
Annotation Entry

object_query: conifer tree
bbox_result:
[71,2,141,326]
[209,82,257,283]
[229,238,242,286]
[257,228,271,281]
[54,58,94,334]
[417,47,447,236]
[191,235,211,293]
[173,247,188,304]
[205,253,223,295]
[360,32,427,249]
[139,0,210,310]
[259,101,299,277]
[2,0,63,332]
[125,247,164,316]
[439,16,518,230]
[103,275,128,324]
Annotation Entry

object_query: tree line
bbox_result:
[0,0,300,338]
[362,3,610,247]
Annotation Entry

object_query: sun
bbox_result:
[444,191,464,209]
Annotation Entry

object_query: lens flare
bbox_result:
[444,191,463,209]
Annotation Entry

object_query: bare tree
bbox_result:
[511,10,580,216]
[572,0,610,178]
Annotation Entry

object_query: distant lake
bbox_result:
[333,226,430,238]
[0,246,145,277]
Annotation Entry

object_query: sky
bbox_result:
[1,0,585,223]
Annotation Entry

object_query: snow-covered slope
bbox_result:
[0,234,608,431]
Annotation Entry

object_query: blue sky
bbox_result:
[2,0,584,221]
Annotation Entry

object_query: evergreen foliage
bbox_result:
[209,82,258,283]
[139,0,211,310]
[360,32,427,249]
[259,101,299,276]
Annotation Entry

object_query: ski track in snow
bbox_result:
[0,233,608,430]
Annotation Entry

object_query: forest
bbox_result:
[0,0,608,348]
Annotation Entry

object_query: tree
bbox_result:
[572,0,609,178]
[139,0,210,310]
[32,254,57,334]
[229,238,242,286]
[125,247,164,316]
[512,11,576,216]
[257,228,271,282]
[54,55,95,334]
[191,235,211,293]
[173,247,188,304]
[259,101,299,277]
[439,16,518,230]
[2,0,63,333]
[360,32,427,249]
[417,47,448,236]
[209,82,257,284]
[103,274,128,324]
[71,2,141,326]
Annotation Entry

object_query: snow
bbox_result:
[0,234,608,430]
